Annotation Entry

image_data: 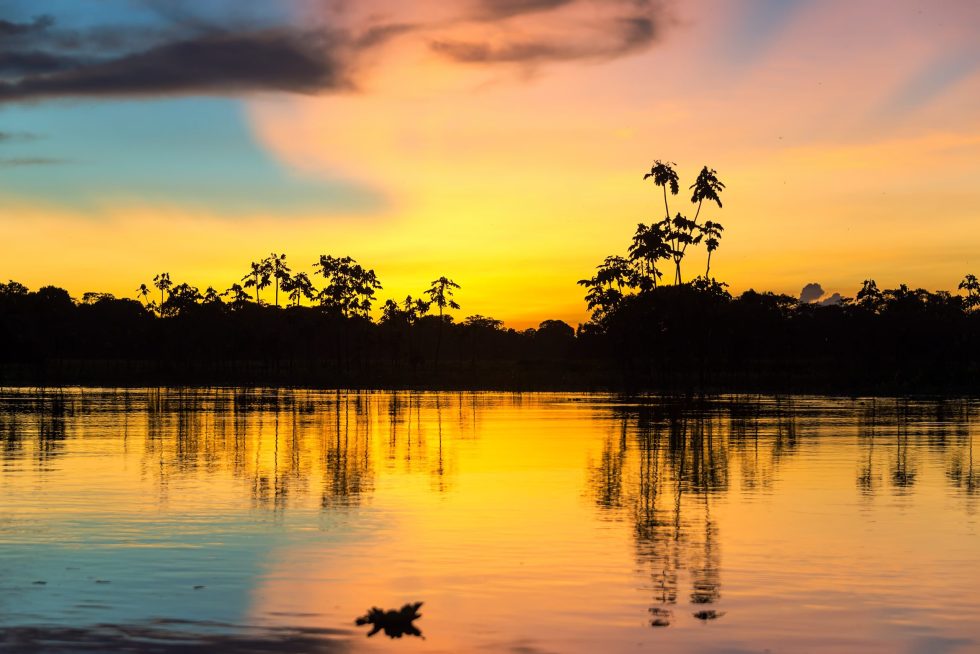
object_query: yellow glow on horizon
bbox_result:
[1,1,978,326]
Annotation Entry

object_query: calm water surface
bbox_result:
[0,389,978,653]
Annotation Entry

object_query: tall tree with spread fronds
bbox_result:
[642,161,726,285]
[136,283,152,309]
[152,273,172,317]
[689,166,725,222]
[242,260,272,304]
[701,220,724,278]
[426,277,461,369]
[425,277,461,321]
[264,252,292,308]
[644,160,679,220]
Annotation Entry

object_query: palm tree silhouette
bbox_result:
[136,283,151,306]
[644,160,680,219]
[641,162,726,285]
[242,260,272,304]
[426,277,460,369]
[264,252,292,308]
[152,273,172,317]
[701,221,724,278]
[425,277,461,321]
[689,166,725,223]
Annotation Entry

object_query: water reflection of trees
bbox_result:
[855,399,977,498]
[592,399,757,626]
[591,396,979,627]
[0,389,482,509]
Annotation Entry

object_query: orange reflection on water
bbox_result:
[1,390,978,653]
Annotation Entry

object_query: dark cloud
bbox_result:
[0,49,79,74]
[818,292,842,307]
[799,282,824,304]
[0,15,54,37]
[431,16,658,64]
[0,30,345,102]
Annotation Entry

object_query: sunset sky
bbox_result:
[1,0,978,327]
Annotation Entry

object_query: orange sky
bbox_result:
[1,0,978,327]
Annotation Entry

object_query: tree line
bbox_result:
[132,253,460,321]
[0,258,581,387]
[574,161,980,392]
[1,160,979,392]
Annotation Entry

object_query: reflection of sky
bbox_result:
[0,512,377,629]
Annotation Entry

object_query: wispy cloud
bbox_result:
[0,156,68,166]
[430,15,658,65]
[0,130,42,142]
[882,47,980,116]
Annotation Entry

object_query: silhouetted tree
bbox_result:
[202,286,222,305]
[578,255,639,321]
[642,161,726,285]
[264,252,292,308]
[222,283,251,311]
[463,315,503,329]
[689,166,725,222]
[283,271,316,307]
[242,260,272,304]
[701,221,724,278]
[408,295,431,320]
[855,279,883,313]
[136,283,152,307]
[629,222,671,288]
[668,212,702,284]
[0,280,28,296]
[426,277,461,369]
[313,255,382,318]
[163,283,202,317]
[81,292,115,304]
[644,160,679,218]
[152,273,172,317]
[425,276,461,321]
[959,274,980,311]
